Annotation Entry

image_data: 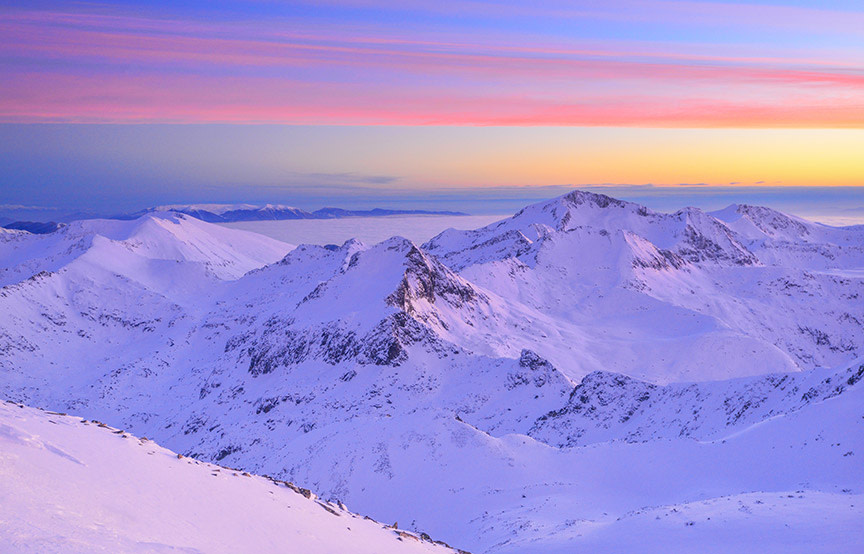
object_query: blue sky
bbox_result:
[0,1,862,218]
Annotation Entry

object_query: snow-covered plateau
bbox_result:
[1,190,862,553]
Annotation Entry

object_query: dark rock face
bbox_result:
[670,210,760,266]
[215,444,241,461]
[518,349,552,371]
[238,312,456,377]
[387,245,484,314]
[631,247,687,271]
[505,350,565,390]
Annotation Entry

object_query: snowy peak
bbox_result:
[228,237,490,375]
[538,192,759,266]
[427,187,863,273]
[511,189,649,233]
[709,203,864,268]
[97,212,295,279]
[670,207,759,266]
[711,203,813,241]
[419,189,864,379]
[385,238,486,315]
[423,226,541,271]
[426,189,761,270]
[0,213,295,288]
[282,236,485,325]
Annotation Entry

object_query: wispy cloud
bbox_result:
[290,0,864,33]
[249,171,401,187]
[1,3,862,126]
[2,71,862,127]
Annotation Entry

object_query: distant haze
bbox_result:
[0,125,862,221]
[1,186,863,228]
[219,215,507,246]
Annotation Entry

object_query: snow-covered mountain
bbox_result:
[0,211,294,285]
[0,400,462,554]
[1,190,862,552]
[124,203,467,222]
[424,190,864,380]
[0,213,294,409]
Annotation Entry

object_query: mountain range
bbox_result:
[1,190,862,552]
[122,204,468,222]
[0,203,468,232]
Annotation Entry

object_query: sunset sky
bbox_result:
[0,1,862,216]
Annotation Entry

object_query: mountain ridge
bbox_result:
[121,204,469,223]
[1,189,862,553]
[0,399,464,554]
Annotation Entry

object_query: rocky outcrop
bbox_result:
[530,361,864,448]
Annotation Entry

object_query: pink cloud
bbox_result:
[2,71,862,127]
[3,15,862,87]
[1,8,862,126]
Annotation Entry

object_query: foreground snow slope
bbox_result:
[1,190,862,552]
[7,357,860,553]
[0,400,460,554]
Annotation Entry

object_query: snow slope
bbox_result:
[0,212,295,285]
[1,190,862,552]
[0,213,294,409]
[0,400,460,554]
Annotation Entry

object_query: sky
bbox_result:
[0,0,862,217]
